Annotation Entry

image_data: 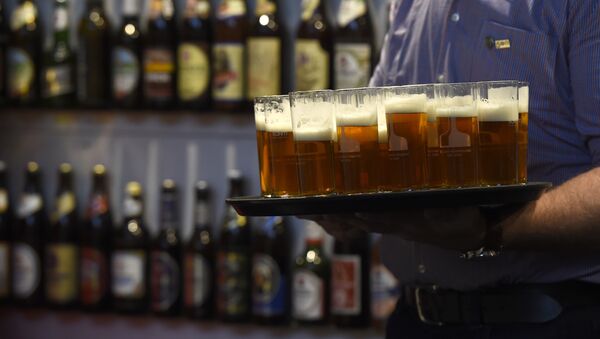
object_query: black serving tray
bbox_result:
[227,182,552,216]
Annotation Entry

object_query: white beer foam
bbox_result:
[266,122,293,133]
[488,86,516,101]
[384,94,427,114]
[519,86,529,113]
[477,101,518,122]
[254,103,266,131]
[336,107,378,127]
[294,127,334,141]
[436,106,477,118]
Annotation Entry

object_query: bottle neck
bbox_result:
[194,198,210,228]
[57,173,73,194]
[24,172,41,194]
[228,180,244,198]
[160,191,178,230]
[92,175,107,195]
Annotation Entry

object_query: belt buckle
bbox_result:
[414,285,444,326]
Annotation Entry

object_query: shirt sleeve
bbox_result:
[369,2,398,87]
[568,0,600,165]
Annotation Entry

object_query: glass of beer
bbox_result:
[290,90,336,195]
[425,96,444,187]
[433,83,479,188]
[380,85,430,191]
[254,97,272,197]
[477,81,519,186]
[376,89,390,192]
[333,88,380,193]
[517,82,529,184]
[264,95,301,197]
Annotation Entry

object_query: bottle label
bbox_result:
[293,269,323,320]
[123,196,142,218]
[184,0,211,19]
[247,37,281,99]
[334,43,371,89]
[150,0,174,19]
[13,243,40,298]
[112,47,140,99]
[252,254,286,316]
[212,43,244,102]
[46,244,78,303]
[331,254,361,315]
[112,250,145,298]
[216,0,246,19]
[55,192,76,219]
[0,242,9,297]
[371,264,400,320]
[178,43,210,101]
[217,251,250,316]
[295,39,329,91]
[143,47,175,100]
[17,193,42,218]
[255,0,276,15]
[10,1,37,31]
[89,194,109,217]
[338,0,367,27]
[184,253,210,307]
[301,0,320,21]
[81,247,108,305]
[0,189,8,214]
[7,48,34,98]
[151,251,180,311]
[43,64,74,98]
[54,6,69,30]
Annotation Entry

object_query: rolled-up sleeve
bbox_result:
[569,0,600,165]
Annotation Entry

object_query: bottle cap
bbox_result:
[59,163,73,174]
[93,164,106,176]
[27,161,39,173]
[162,179,176,190]
[126,181,142,197]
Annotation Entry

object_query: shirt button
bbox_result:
[437,74,445,82]
[450,12,460,22]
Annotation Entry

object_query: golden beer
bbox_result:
[255,101,273,196]
[295,129,336,195]
[268,129,300,196]
[426,100,445,187]
[518,111,528,183]
[334,124,380,193]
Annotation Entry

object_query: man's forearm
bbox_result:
[502,167,600,250]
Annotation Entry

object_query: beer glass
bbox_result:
[478,81,519,185]
[434,83,479,188]
[380,85,430,191]
[254,97,272,196]
[517,82,529,183]
[425,96,444,187]
[264,95,301,197]
[290,90,336,195]
[333,88,380,193]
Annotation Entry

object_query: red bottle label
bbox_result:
[80,247,107,305]
[331,254,361,315]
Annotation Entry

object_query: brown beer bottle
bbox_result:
[143,0,177,109]
[183,181,215,319]
[331,229,370,328]
[246,0,283,100]
[112,182,149,314]
[1,3,7,104]
[0,162,12,303]
[12,162,46,306]
[78,0,111,108]
[45,163,79,308]
[252,216,291,325]
[178,0,212,110]
[217,170,251,322]
[150,180,182,316]
[212,0,247,112]
[333,0,374,89]
[7,0,41,105]
[293,222,329,325]
[80,165,112,311]
[295,0,333,91]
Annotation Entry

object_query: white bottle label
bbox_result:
[334,43,371,90]
[18,193,42,218]
[13,243,40,298]
[371,263,400,320]
[112,250,145,298]
[293,269,323,320]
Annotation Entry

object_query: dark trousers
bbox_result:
[386,302,600,339]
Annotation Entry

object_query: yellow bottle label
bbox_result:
[184,0,211,19]
[301,0,320,21]
[217,0,246,19]
[334,42,372,89]
[56,192,76,219]
[295,39,329,91]
[7,48,34,98]
[338,0,367,27]
[178,43,210,101]
[10,1,37,31]
[46,244,78,303]
[247,37,281,99]
[213,43,245,101]
[255,0,277,16]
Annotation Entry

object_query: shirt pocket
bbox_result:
[470,20,557,111]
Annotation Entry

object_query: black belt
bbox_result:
[403,282,600,326]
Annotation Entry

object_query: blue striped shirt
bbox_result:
[372,0,600,289]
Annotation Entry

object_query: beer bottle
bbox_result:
[293,222,329,325]
[0,162,12,302]
[217,170,251,322]
[246,0,283,100]
[12,162,46,306]
[7,0,41,105]
[80,164,112,311]
[151,179,182,316]
[178,0,212,110]
[112,0,143,109]
[212,0,247,112]
[370,235,400,331]
[0,3,7,104]
[331,229,370,328]
[295,0,333,91]
[252,216,290,325]
[45,163,79,308]
[333,0,374,90]
[43,0,75,107]
[143,0,177,109]
[112,182,149,313]
[183,181,215,319]
[78,0,110,108]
